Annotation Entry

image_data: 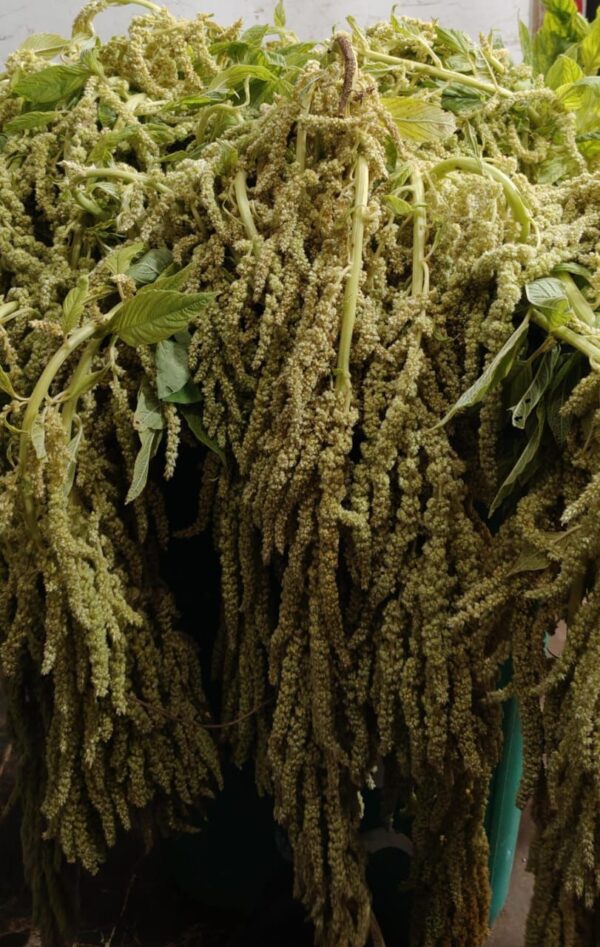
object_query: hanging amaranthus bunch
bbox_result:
[153,29,596,946]
[437,167,600,945]
[2,1,600,946]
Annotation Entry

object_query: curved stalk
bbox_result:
[234,169,260,256]
[0,301,20,321]
[431,157,531,241]
[411,167,428,297]
[558,273,597,329]
[18,323,100,527]
[73,166,172,195]
[61,336,105,440]
[531,309,600,366]
[335,154,369,411]
[363,49,512,98]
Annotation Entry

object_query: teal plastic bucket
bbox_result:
[486,687,524,925]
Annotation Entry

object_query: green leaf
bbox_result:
[12,63,90,106]
[88,125,137,163]
[139,263,192,294]
[62,275,89,332]
[0,365,17,399]
[207,64,278,92]
[63,422,83,497]
[385,195,413,216]
[545,53,583,89]
[181,406,225,464]
[546,351,583,446]
[519,19,533,65]
[274,0,286,28]
[4,110,59,133]
[526,277,569,311]
[126,427,161,504]
[80,47,104,78]
[441,84,484,114]
[155,336,190,400]
[19,33,70,58]
[435,25,474,57]
[580,16,600,73]
[134,381,164,432]
[104,241,146,277]
[127,248,173,285]
[526,277,571,326]
[510,347,559,429]
[382,96,456,142]
[162,380,201,404]
[31,415,47,460]
[490,402,546,516]
[506,543,551,577]
[97,103,117,129]
[503,359,533,411]
[552,260,593,280]
[436,318,530,427]
[108,290,214,346]
[577,131,600,160]
[64,367,108,402]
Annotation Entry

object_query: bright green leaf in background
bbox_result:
[382,96,457,142]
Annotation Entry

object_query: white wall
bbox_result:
[0,0,529,65]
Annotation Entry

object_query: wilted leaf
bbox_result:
[0,364,17,398]
[510,347,559,429]
[19,33,70,58]
[436,318,530,427]
[382,96,456,142]
[181,406,225,464]
[507,543,551,576]
[62,275,90,332]
[490,402,546,515]
[31,415,47,459]
[126,428,162,503]
[546,351,583,446]
[134,381,164,432]
[127,248,173,286]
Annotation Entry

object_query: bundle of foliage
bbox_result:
[1,2,600,946]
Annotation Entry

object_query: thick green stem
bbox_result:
[73,166,172,195]
[531,309,600,366]
[335,154,369,411]
[431,157,531,241]
[558,273,597,329]
[61,336,104,440]
[0,301,19,321]
[363,49,512,98]
[234,169,260,255]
